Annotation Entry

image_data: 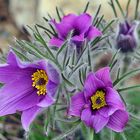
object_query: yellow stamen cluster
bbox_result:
[91,90,107,110]
[32,70,48,95]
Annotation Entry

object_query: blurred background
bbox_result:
[0,0,139,140]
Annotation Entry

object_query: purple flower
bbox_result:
[0,51,60,131]
[116,21,137,53]
[49,13,102,48]
[69,67,128,133]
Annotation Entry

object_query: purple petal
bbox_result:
[98,105,118,118]
[119,22,130,35]
[37,95,55,107]
[95,67,113,88]
[117,34,136,53]
[51,20,73,39]
[0,77,42,116]
[46,63,60,85]
[7,50,19,66]
[84,72,104,99]
[74,13,92,34]
[72,33,85,42]
[106,87,125,110]
[107,110,129,132]
[61,14,77,25]
[128,25,135,35]
[69,92,86,117]
[87,26,102,40]
[47,81,58,97]
[49,37,64,47]
[81,108,93,127]
[0,64,34,83]
[92,111,109,133]
[21,106,41,131]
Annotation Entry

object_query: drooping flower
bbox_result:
[69,67,128,133]
[49,13,102,48]
[116,20,137,53]
[0,51,60,131]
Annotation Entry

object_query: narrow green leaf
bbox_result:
[43,17,57,35]
[115,0,125,17]
[17,40,48,59]
[93,4,101,25]
[87,45,92,71]
[71,49,76,66]
[56,7,61,21]
[34,25,55,60]
[68,63,85,78]
[95,15,104,27]
[56,41,67,58]
[63,46,69,69]
[79,70,84,86]
[36,24,55,36]
[16,40,43,59]
[75,45,87,66]
[102,19,115,33]
[117,85,140,92]
[44,31,51,39]
[52,86,61,128]
[25,41,47,58]
[44,108,51,134]
[65,56,71,67]
[108,0,117,17]
[109,50,120,69]
[12,47,31,61]
[61,73,74,87]
[117,67,121,79]
[91,35,109,47]
[135,0,140,19]
[83,1,90,13]
[113,68,140,86]
[126,0,131,17]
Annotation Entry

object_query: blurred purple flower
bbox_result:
[49,13,102,48]
[69,67,128,133]
[116,21,137,53]
[0,51,60,131]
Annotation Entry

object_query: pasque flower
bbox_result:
[116,20,137,53]
[49,13,102,48]
[0,51,60,131]
[69,67,128,133]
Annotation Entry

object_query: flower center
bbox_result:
[32,70,48,95]
[91,90,107,110]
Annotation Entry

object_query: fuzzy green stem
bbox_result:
[89,128,94,140]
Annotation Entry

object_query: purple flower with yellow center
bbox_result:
[69,67,128,133]
[116,20,137,53]
[49,13,102,48]
[0,51,60,131]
